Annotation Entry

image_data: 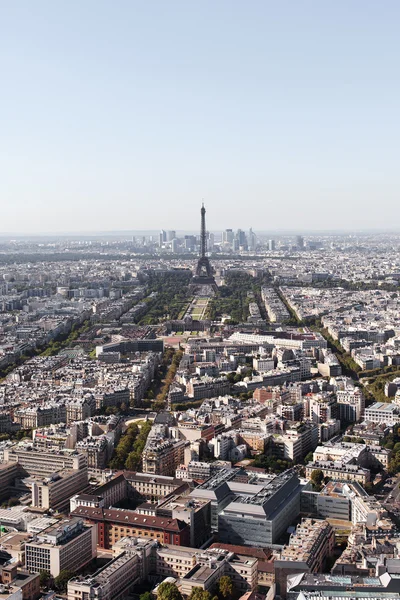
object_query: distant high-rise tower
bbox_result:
[222,229,234,244]
[296,235,305,249]
[236,229,248,250]
[248,228,256,251]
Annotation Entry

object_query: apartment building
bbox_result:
[93,473,127,507]
[75,435,110,469]
[156,494,211,548]
[66,396,96,424]
[187,377,230,400]
[236,430,269,453]
[176,461,212,481]
[336,388,365,422]
[0,563,40,600]
[271,421,318,462]
[125,472,183,500]
[142,438,185,477]
[280,518,334,572]
[14,403,67,429]
[274,518,335,598]
[305,460,370,485]
[0,412,13,435]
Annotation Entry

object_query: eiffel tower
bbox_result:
[190,203,218,295]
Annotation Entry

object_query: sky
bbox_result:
[1,1,400,233]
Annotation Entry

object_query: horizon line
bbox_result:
[0,227,400,237]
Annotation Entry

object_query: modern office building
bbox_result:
[31,467,89,511]
[0,462,20,502]
[4,445,86,478]
[217,471,302,546]
[25,518,96,577]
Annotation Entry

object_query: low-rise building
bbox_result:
[305,460,370,485]
[125,472,182,500]
[364,402,400,426]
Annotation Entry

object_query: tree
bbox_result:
[39,570,51,588]
[125,451,139,471]
[153,399,166,412]
[217,576,234,600]
[304,451,314,464]
[157,582,183,600]
[389,453,400,475]
[140,593,153,600]
[188,588,212,600]
[54,570,75,592]
[310,469,324,489]
[364,481,374,494]
[7,497,20,507]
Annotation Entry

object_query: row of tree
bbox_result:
[367,370,400,404]
[309,322,362,378]
[109,421,152,470]
[207,273,261,324]
[154,349,183,408]
[382,424,400,475]
[138,272,192,325]
[40,320,91,357]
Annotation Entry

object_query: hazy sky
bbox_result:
[2,1,400,233]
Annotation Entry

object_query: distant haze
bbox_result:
[2,1,400,233]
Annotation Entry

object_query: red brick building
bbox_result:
[71,506,190,549]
